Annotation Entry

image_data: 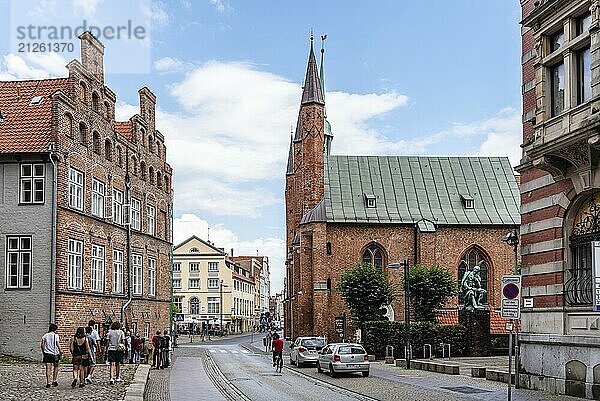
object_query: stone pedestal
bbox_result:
[458,309,490,357]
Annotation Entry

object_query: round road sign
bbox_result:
[503,283,520,300]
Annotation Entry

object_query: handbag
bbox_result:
[117,343,126,352]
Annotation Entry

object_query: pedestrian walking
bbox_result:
[106,321,126,385]
[125,330,132,363]
[152,331,162,368]
[141,338,149,364]
[70,327,92,388]
[84,326,97,384]
[40,323,62,388]
[133,335,141,364]
[162,330,171,368]
[86,320,99,380]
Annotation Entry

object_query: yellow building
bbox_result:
[173,236,234,333]
[230,261,255,333]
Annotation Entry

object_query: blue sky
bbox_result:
[0,1,523,292]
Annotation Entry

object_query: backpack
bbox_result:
[161,335,169,349]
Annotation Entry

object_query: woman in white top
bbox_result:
[106,321,126,384]
[40,323,62,388]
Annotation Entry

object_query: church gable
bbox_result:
[324,155,520,226]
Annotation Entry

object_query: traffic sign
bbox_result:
[334,315,346,339]
[175,313,184,322]
[501,275,521,319]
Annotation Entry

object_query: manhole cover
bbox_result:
[441,386,492,394]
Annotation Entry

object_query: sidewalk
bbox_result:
[412,356,509,376]
[175,331,255,345]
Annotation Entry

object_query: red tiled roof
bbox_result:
[436,308,519,334]
[114,121,133,140]
[0,78,68,153]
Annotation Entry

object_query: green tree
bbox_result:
[409,264,457,322]
[336,263,399,334]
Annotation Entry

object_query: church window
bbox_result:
[326,242,332,255]
[362,243,385,267]
[458,247,489,305]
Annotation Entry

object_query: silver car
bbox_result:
[290,337,326,366]
[317,343,370,377]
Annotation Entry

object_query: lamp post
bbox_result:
[220,280,229,335]
[387,259,411,369]
[502,229,520,390]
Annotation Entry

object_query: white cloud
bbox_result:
[142,1,170,27]
[72,0,103,18]
[0,53,67,80]
[208,0,232,13]
[472,108,522,166]
[174,213,286,292]
[153,57,192,73]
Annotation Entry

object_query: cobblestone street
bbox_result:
[0,358,137,401]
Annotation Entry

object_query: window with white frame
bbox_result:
[113,188,123,225]
[131,198,141,230]
[132,253,143,295]
[91,244,105,292]
[173,278,181,289]
[147,205,155,236]
[69,168,84,210]
[189,297,199,314]
[208,262,218,272]
[208,278,219,289]
[173,262,181,272]
[189,278,200,289]
[92,179,105,218]
[189,263,200,272]
[68,239,83,290]
[6,236,31,288]
[208,297,219,314]
[20,164,45,204]
[173,297,183,312]
[148,257,156,297]
[113,249,124,294]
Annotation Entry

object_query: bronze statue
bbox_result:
[460,265,487,310]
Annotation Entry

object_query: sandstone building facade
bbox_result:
[518,1,600,397]
[0,32,173,358]
[284,38,521,342]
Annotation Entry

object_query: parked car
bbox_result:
[290,336,326,366]
[317,343,370,377]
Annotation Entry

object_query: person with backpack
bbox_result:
[106,322,126,385]
[70,327,92,388]
[152,331,162,369]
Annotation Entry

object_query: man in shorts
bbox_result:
[85,326,97,383]
[40,323,62,388]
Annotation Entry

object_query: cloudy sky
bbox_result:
[0,0,523,293]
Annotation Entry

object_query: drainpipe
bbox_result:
[413,222,418,266]
[121,154,132,324]
[48,146,58,323]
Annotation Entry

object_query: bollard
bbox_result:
[385,345,395,364]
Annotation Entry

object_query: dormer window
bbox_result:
[461,194,474,209]
[364,194,376,208]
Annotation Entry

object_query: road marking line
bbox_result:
[230,350,238,353]
[209,349,217,353]
[219,349,228,353]
[241,350,250,353]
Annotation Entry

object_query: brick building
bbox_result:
[0,32,173,359]
[284,38,521,342]
[518,1,600,397]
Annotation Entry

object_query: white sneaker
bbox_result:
[116,378,123,383]
[85,377,91,384]
[109,379,115,385]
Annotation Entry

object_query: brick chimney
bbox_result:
[139,87,156,133]
[79,31,105,83]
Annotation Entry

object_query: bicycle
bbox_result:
[274,352,283,373]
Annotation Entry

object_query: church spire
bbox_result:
[301,34,325,105]
[320,34,333,156]
[286,135,294,175]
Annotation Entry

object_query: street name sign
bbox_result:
[501,275,521,319]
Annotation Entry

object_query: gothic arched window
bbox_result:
[362,243,385,267]
[190,297,199,315]
[458,246,490,305]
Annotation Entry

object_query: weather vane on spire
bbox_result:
[321,34,327,53]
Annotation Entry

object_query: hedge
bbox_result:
[363,321,467,359]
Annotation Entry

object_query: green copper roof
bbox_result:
[323,155,520,225]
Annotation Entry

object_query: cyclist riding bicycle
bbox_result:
[272,333,284,367]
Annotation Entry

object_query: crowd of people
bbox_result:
[40,320,172,389]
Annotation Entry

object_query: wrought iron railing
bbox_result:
[564,267,593,306]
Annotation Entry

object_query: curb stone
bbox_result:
[124,364,151,401]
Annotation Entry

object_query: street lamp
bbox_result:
[502,228,520,391]
[220,279,229,335]
[387,259,410,369]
